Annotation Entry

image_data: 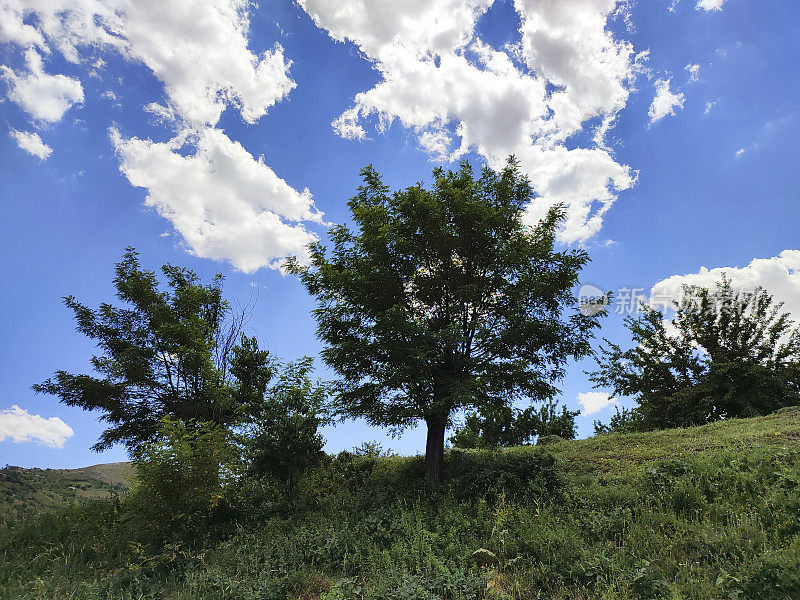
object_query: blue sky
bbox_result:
[1,0,798,468]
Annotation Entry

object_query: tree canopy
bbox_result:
[450,401,579,449]
[591,278,800,431]
[289,158,602,482]
[33,248,272,453]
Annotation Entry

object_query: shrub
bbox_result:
[446,448,563,502]
[242,357,326,500]
[743,547,800,600]
[451,401,579,449]
[125,416,238,543]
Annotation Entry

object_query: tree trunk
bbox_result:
[424,415,446,484]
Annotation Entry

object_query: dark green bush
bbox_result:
[446,448,562,502]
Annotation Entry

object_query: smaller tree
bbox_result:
[242,357,326,499]
[33,248,272,454]
[591,278,800,431]
[592,406,642,435]
[450,401,579,449]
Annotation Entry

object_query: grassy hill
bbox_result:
[1,409,799,599]
[543,405,800,475]
[0,461,133,520]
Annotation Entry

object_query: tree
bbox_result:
[591,278,800,431]
[592,406,642,435]
[33,248,272,453]
[289,159,602,482]
[450,401,579,449]
[242,357,326,499]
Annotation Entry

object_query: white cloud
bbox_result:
[110,127,324,272]
[685,63,700,82]
[1,49,84,123]
[10,129,53,159]
[670,0,725,10]
[736,148,745,157]
[648,78,685,124]
[0,3,45,47]
[0,0,295,127]
[704,99,718,115]
[299,0,640,244]
[1,0,314,272]
[696,0,724,11]
[651,250,800,322]
[577,391,616,415]
[0,405,74,448]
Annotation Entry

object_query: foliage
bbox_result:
[289,158,602,480]
[451,401,579,449]
[126,417,237,541]
[592,278,800,431]
[593,405,644,435]
[242,357,326,498]
[445,448,562,502]
[352,440,394,458]
[3,410,800,599]
[33,248,272,453]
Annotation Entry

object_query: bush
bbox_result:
[243,357,326,500]
[125,416,238,543]
[451,401,579,449]
[446,448,563,502]
[3,413,800,600]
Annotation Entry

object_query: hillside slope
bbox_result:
[2,409,799,600]
[543,405,800,475]
[0,461,133,519]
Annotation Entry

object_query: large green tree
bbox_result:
[591,278,800,430]
[34,248,272,453]
[289,159,602,482]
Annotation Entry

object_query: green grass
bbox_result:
[542,406,800,477]
[1,409,799,600]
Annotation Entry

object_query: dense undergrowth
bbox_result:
[2,409,800,600]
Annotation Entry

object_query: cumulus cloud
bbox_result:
[648,78,685,124]
[9,129,53,159]
[0,0,295,127]
[1,49,84,123]
[299,0,640,243]
[0,405,74,448]
[685,63,700,82]
[651,250,800,321]
[577,391,616,415]
[696,0,724,11]
[1,0,316,271]
[111,127,324,272]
